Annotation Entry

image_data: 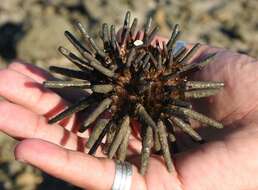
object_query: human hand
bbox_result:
[0,43,258,190]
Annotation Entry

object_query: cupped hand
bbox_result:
[0,42,258,190]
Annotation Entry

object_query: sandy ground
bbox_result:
[0,0,258,189]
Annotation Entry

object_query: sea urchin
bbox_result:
[43,11,224,175]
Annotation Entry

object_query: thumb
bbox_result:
[175,132,258,190]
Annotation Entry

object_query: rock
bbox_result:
[17,8,73,62]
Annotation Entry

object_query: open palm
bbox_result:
[0,44,258,190]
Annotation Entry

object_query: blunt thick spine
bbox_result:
[174,106,223,129]
[75,22,95,53]
[108,115,130,158]
[86,118,110,149]
[126,48,136,68]
[43,80,90,89]
[140,125,153,175]
[82,51,116,78]
[157,120,174,172]
[110,25,117,51]
[173,45,187,62]
[161,53,216,81]
[170,117,202,142]
[181,52,217,72]
[153,127,161,152]
[185,81,224,90]
[164,98,192,109]
[143,17,152,43]
[184,89,221,99]
[88,120,112,155]
[167,24,180,50]
[130,18,138,38]
[117,126,131,161]
[91,84,114,94]
[136,103,156,129]
[104,123,117,153]
[146,26,159,45]
[102,23,111,51]
[49,66,94,80]
[49,96,95,124]
[83,98,113,128]
[64,30,89,55]
[178,43,201,64]
[121,11,131,46]
[58,46,93,71]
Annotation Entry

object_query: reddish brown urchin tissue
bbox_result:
[43,11,224,175]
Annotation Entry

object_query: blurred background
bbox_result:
[0,0,257,189]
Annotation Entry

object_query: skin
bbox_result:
[0,40,258,190]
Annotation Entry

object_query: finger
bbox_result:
[15,139,146,190]
[0,68,77,128]
[0,100,139,156]
[8,61,54,83]
[0,101,85,152]
[8,62,87,102]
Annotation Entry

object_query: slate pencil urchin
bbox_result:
[43,11,224,175]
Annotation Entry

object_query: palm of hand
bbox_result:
[0,45,258,190]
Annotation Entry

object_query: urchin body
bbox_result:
[44,11,224,175]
